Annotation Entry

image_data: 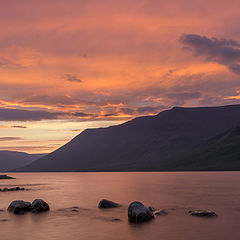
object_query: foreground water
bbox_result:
[0,172,240,240]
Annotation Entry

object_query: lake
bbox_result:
[0,172,239,240]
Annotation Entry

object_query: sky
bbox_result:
[1,0,240,153]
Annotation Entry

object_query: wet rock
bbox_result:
[72,206,79,209]
[148,206,155,212]
[189,210,217,217]
[111,218,122,221]
[72,209,79,212]
[31,199,50,213]
[0,175,15,179]
[128,201,154,223]
[154,209,168,216]
[98,199,121,208]
[7,200,31,214]
[0,219,8,222]
[0,187,25,192]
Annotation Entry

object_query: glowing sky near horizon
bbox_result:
[1,0,240,153]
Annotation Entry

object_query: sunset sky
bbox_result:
[1,0,240,153]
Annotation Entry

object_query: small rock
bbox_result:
[0,219,8,222]
[31,199,50,213]
[128,201,154,223]
[111,218,121,221]
[7,200,31,214]
[154,209,168,216]
[72,209,79,212]
[148,206,155,212]
[189,210,217,217]
[98,199,121,208]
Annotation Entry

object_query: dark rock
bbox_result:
[0,187,25,192]
[31,199,50,213]
[148,206,155,212]
[7,200,31,214]
[189,210,217,217]
[128,201,154,223]
[72,209,79,212]
[111,218,121,221]
[0,219,8,222]
[0,175,15,179]
[98,199,121,208]
[154,209,168,215]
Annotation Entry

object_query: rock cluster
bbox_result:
[0,187,25,192]
[8,199,50,214]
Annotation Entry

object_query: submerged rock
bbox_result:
[31,199,50,213]
[0,175,15,179]
[0,219,8,222]
[148,206,155,212]
[154,209,168,216]
[111,218,122,221]
[189,210,217,217]
[98,199,121,208]
[7,200,31,214]
[0,187,25,192]
[128,201,154,223]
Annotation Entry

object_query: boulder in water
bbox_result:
[7,200,31,214]
[31,199,50,213]
[128,201,154,223]
[98,199,121,208]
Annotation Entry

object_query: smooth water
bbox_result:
[0,172,240,240]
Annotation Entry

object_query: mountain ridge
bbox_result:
[16,104,240,172]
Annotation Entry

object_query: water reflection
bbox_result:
[0,172,239,240]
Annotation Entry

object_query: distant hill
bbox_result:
[0,151,45,171]
[17,104,240,172]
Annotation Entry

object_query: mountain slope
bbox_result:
[0,151,45,171]
[165,126,240,171]
[18,104,240,171]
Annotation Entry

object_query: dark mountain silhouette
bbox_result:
[0,151,45,171]
[17,104,240,172]
[165,126,240,171]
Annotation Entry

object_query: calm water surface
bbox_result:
[0,172,240,240]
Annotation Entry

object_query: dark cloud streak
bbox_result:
[180,34,240,74]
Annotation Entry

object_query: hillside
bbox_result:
[164,126,240,171]
[17,104,240,171]
[0,151,45,171]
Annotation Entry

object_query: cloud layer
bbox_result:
[180,34,240,74]
[0,0,240,152]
